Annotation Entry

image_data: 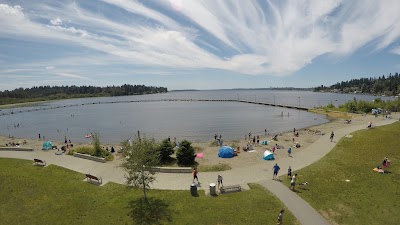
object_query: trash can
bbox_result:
[209,183,216,196]
[190,182,197,196]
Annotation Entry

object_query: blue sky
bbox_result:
[0,0,399,91]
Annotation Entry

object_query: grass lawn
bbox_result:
[0,158,299,225]
[280,122,400,225]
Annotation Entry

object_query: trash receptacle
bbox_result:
[209,183,216,196]
[190,182,197,196]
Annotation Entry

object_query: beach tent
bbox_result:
[263,150,275,160]
[42,141,53,150]
[218,146,235,158]
[261,140,269,145]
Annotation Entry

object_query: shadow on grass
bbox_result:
[128,197,174,225]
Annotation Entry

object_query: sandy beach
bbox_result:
[1,111,397,169]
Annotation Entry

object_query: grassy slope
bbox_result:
[281,122,400,225]
[0,158,299,225]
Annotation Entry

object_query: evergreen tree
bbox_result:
[176,140,196,166]
[158,139,174,163]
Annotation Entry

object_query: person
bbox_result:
[277,209,284,225]
[193,168,199,183]
[272,145,276,153]
[265,129,267,136]
[288,147,292,157]
[272,163,280,180]
[38,133,41,140]
[330,131,334,142]
[287,166,292,178]
[111,146,115,153]
[217,175,223,189]
[290,174,297,191]
[214,134,217,141]
[292,137,295,143]
[64,136,67,144]
[168,136,171,142]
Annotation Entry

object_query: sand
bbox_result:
[1,111,398,169]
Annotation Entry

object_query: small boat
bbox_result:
[85,134,92,138]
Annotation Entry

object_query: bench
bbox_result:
[85,174,102,184]
[220,184,241,194]
[33,158,46,166]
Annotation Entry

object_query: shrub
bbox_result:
[74,146,114,161]
[176,140,196,166]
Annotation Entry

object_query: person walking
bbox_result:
[277,209,284,225]
[287,166,292,178]
[193,168,199,183]
[272,163,280,180]
[288,147,292,157]
[290,174,297,191]
[330,131,334,142]
[217,175,223,189]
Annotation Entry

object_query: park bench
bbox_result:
[33,158,46,166]
[220,184,241,194]
[85,174,102,185]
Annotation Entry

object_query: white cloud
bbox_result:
[50,17,62,26]
[0,0,400,80]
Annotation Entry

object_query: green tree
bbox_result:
[176,140,196,165]
[158,139,174,163]
[121,134,160,200]
[92,133,102,157]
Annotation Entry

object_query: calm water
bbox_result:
[0,90,394,144]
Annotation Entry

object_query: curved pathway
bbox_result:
[0,118,397,225]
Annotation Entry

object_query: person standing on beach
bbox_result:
[265,129,267,136]
[288,147,292,157]
[272,163,280,180]
[38,133,41,140]
[193,168,199,183]
[330,131,334,142]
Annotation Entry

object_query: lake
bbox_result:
[0,90,394,144]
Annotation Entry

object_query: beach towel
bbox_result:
[373,168,384,174]
[248,150,257,153]
[196,153,204,158]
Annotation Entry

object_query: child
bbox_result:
[217,175,223,189]
[287,166,292,178]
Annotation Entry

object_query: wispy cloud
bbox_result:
[0,0,399,85]
[55,72,93,81]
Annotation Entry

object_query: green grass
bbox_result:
[197,163,232,172]
[0,158,299,225]
[280,122,400,225]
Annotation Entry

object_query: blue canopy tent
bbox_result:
[218,146,235,158]
[42,141,53,150]
[263,150,275,160]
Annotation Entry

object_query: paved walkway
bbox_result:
[0,118,397,225]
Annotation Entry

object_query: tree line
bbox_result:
[0,84,168,105]
[314,72,400,96]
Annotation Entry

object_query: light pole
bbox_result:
[298,97,300,107]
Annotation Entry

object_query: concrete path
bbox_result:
[0,117,397,225]
[259,179,331,225]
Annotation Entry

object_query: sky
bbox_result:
[0,0,399,91]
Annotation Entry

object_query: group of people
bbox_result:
[272,164,299,191]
